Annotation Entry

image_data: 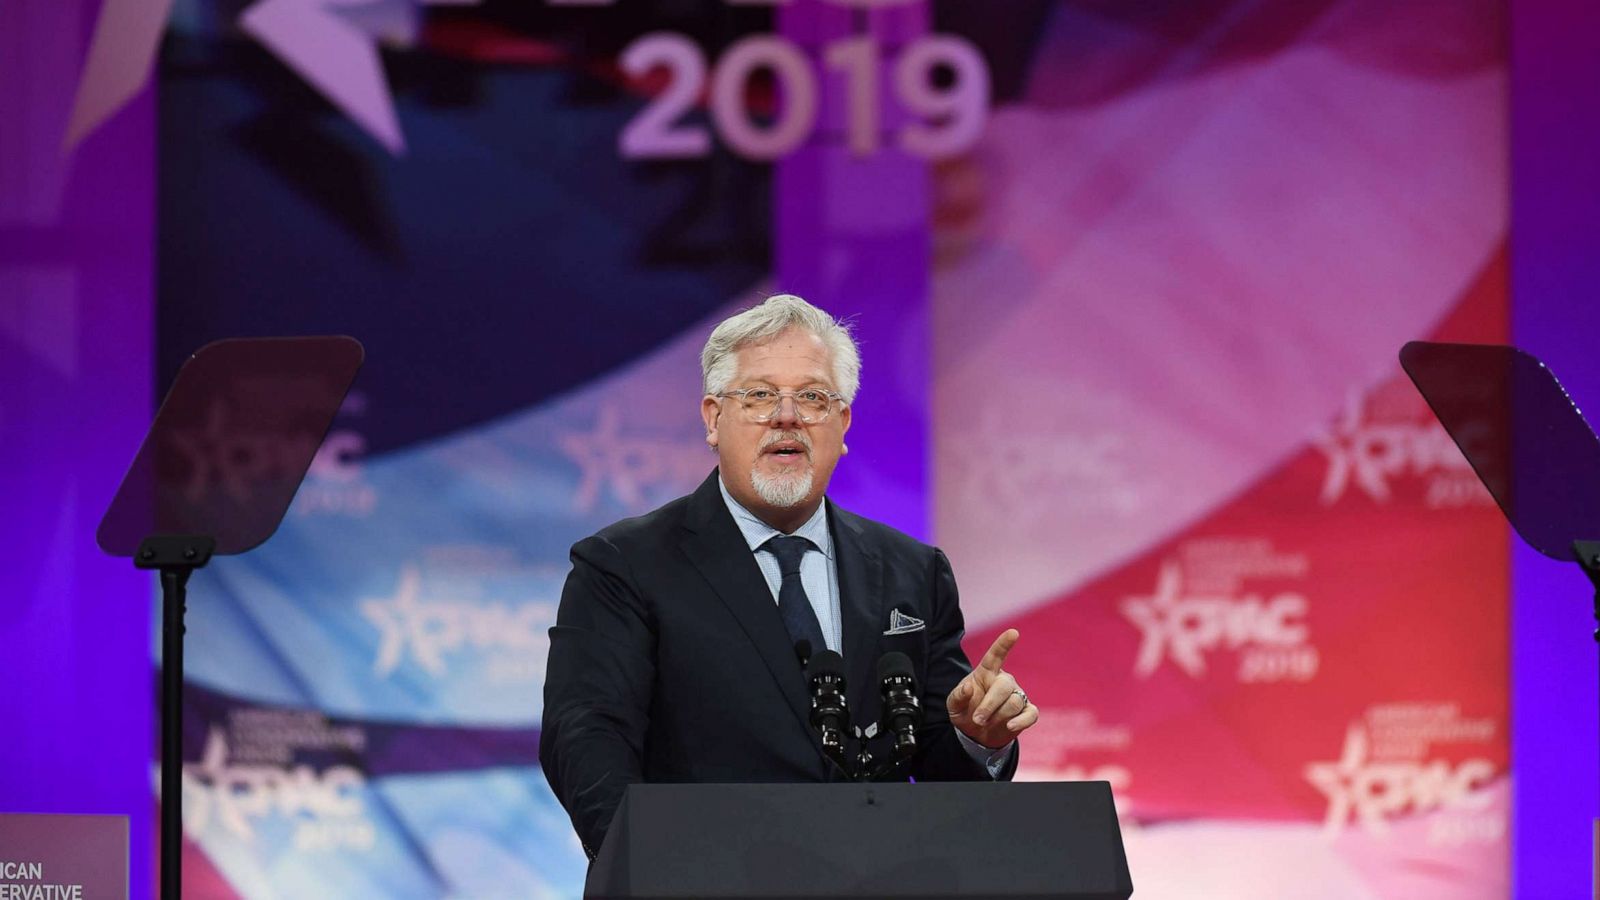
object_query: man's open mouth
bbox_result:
[764,441,808,458]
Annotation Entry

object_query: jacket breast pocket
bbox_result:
[880,606,929,671]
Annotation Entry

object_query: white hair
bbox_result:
[700,294,861,403]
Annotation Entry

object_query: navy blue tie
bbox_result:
[764,536,827,656]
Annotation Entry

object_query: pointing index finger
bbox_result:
[979,628,1020,673]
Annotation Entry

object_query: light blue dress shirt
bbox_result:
[719,477,842,652]
[717,478,1014,775]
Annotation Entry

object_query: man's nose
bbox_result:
[769,394,803,426]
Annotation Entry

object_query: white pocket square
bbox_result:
[883,609,925,635]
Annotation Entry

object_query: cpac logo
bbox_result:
[1315,391,1472,504]
[559,405,708,515]
[360,566,552,678]
[1121,563,1308,678]
[1304,725,1495,838]
[946,409,1144,524]
[298,427,377,516]
[183,727,366,843]
[167,399,322,505]
[308,429,366,482]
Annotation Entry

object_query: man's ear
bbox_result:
[701,395,722,448]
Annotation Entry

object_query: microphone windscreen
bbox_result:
[806,649,847,679]
[876,651,914,681]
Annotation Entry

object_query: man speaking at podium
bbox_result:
[541,295,1038,858]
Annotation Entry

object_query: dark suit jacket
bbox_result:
[541,470,1017,856]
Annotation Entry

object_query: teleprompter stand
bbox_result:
[1401,341,1600,892]
[138,534,215,900]
[97,337,364,900]
[585,781,1132,899]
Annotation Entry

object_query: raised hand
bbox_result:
[945,628,1038,749]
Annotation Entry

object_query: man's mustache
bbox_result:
[759,431,813,454]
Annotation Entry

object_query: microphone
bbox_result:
[877,652,920,758]
[794,639,813,669]
[804,649,850,771]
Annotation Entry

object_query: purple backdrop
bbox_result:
[0,0,153,897]
[777,2,932,541]
[1511,0,1600,895]
[6,0,1600,896]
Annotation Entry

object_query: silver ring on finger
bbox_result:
[1012,688,1028,708]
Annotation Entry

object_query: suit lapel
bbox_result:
[829,501,885,724]
[680,472,814,739]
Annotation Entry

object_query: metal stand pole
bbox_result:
[136,535,215,900]
[160,566,189,900]
[1570,540,1600,900]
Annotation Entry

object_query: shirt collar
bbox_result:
[718,475,834,560]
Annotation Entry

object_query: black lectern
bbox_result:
[585,781,1133,899]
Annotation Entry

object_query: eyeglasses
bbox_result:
[717,387,844,424]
